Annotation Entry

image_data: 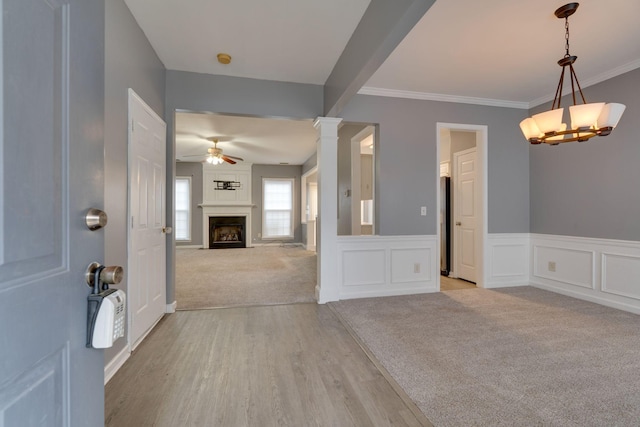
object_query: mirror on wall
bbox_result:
[337,122,376,236]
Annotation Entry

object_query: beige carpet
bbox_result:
[332,287,640,426]
[176,246,316,310]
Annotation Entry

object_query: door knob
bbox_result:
[455,221,462,226]
[162,226,173,234]
[85,262,124,287]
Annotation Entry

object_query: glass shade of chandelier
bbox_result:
[520,3,625,145]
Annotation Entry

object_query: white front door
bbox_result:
[128,90,167,349]
[454,147,478,283]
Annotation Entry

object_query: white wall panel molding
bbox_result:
[336,235,438,300]
[530,234,640,314]
[486,233,530,288]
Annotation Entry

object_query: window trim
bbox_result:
[175,176,192,241]
[262,177,295,239]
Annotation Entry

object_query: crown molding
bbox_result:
[359,58,640,111]
[357,86,529,109]
[529,59,640,108]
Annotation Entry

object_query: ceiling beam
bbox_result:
[322,0,435,117]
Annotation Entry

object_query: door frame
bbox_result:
[436,123,488,289]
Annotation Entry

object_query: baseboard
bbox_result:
[176,245,203,249]
[530,233,640,315]
[130,315,165,352]
[166,300,177,313]
[104,346,130,385]
[251,242,303,247]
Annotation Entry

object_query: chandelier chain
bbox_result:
[564,17,570,57]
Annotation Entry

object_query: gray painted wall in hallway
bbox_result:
[104,0,166,364]
[340,95,530,235]
[530,68,640,241]
[251,165,303,244]
[175,162,203,247]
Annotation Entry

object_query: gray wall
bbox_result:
[337,124,368,235]
[302,152,317,175]
[450,130,476,161]
[251,164,303,244]
[340,94,530,235]
[530,67,640,241]
[175,162,203,246]
[104,0,165,364]
[165,72,324,303]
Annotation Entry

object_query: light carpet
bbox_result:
[176,246,316,310]
[332,287,640,426]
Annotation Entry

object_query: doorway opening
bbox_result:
[436,123,487,291]
[173,111,318,309]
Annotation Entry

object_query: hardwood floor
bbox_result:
[105,304,432,426]
[440,275,476,291]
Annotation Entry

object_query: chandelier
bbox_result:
[519,3,625,145]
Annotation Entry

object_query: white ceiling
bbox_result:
[175,113,317,164]
[125,0,640,165]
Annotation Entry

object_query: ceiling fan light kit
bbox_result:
[519,3,625,145]
[182,137,244,165]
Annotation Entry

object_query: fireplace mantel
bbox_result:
[200,204,254,248]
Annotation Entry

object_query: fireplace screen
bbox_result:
[209,216,246,249]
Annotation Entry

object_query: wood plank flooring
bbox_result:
[105,304,432,427]
[440,275,476,291]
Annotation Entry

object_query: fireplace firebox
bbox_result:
[209,216,246,249]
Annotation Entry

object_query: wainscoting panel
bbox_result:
[530,234,640,314]
[342,249,386,287]
[391,248,432,284]
[486,234,529,288]
[336,236,437,299]
[533,246,594,289]
[601,252,640,301]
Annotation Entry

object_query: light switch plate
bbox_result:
[421,206,427,216]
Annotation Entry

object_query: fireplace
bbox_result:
[209,216,246,249]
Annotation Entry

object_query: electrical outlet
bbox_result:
[548,261,556,272]
[421,206,427,216]
[414,263,421,274]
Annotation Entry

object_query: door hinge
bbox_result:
[131,119,134,132]
[131,216,134,228]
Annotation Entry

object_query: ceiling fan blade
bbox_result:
[221,156,236,165]
[224,155,244,161]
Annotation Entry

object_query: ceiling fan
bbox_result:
[183,137,244,165]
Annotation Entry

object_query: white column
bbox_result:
[313,117,342,303]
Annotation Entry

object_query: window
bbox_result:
[262,178,294,239]
[175,177,191,241]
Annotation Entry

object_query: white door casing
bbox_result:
[128,89,167,349]
[454,147,478,283]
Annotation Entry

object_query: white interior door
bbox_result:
[454,148,477,283]
[128,90,167,349]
